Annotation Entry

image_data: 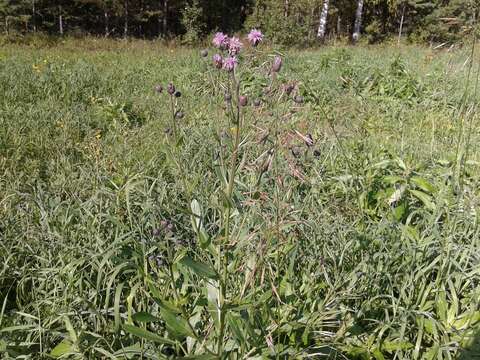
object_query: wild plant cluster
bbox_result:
[0,39,479,359]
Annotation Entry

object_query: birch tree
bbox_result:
[352,0,364,42]
[317,0,330,39]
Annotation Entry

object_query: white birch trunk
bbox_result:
[317,0,330,39]
[32,0,36,33]
[59,6,63,35]
[124,0,129,38]
[352,0,364,42]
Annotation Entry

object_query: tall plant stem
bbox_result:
[217,70,242,357]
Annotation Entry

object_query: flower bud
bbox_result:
[154,85,163,93]
[293,95,304,104]
[200,49,208,57]
[284,83,294,95]
[213,54,223,69]
[305,133,314,147]
[272,56,282,73]
[224,92,232,102]
[167,83,175,95]
[174,91,182,98]
[239,95,248,107]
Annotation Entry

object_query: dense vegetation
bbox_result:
[0,0,479,45]
[1,38,480,358]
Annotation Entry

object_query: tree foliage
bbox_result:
[0,0,477,43]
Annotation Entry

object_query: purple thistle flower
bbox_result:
[228,37,243,55]
[223,56,238,72]
[247,29,263,46]
[272,56,282,73]
[213,54,223,69]
[213,32,229,49]
[239,95,248,106]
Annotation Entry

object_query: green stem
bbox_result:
[217,70,242,358]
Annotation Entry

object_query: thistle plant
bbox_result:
[125,29,314,358]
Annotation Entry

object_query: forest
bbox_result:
[0,0,479,45]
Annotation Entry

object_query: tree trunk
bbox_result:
[352,0,364,42]
[317,0,330,40]
[124,0,129,38]
[398,4,405,45]
[284,0,289,18]
[59,6,63,35]
[32,0,36,33]
[104,11,109,37]
[337,15,341,35]
[162,0,167,36]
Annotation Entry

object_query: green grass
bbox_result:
[0,39,479,359]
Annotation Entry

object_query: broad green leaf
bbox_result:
[409,190,435,211]
[179,256,218,280]
[50,340,73,358]
[123,324,176,345]
[159,304,194,338]
[411,176,436,193]
[132,311,161,323]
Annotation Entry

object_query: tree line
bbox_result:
[0,0,478,44]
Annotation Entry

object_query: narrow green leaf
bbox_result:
[132,311,161,323]
[123,324,176,345]
[179,256,218,280]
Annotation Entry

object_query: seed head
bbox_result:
[200,49,208,57]
[167,83,175,95]
[224,92,232,102]
[253,99,261,107]
[154,84,163,94]
[272,56,282,73]
[239,95,248,106]
[175,110,184,119]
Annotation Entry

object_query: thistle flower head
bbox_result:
[223,56,238,72]
[272,56,282,73]
[283,83,295,95]
[247,29,263,46]
[293,95,304,104]
[213,32,229,49]
[167,83,175,95]
[213,54,223,69]
[239,95,248,106]
[228,37,243,55]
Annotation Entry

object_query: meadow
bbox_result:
[0,39,479,359]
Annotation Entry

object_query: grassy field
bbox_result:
[1,39,479,359]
